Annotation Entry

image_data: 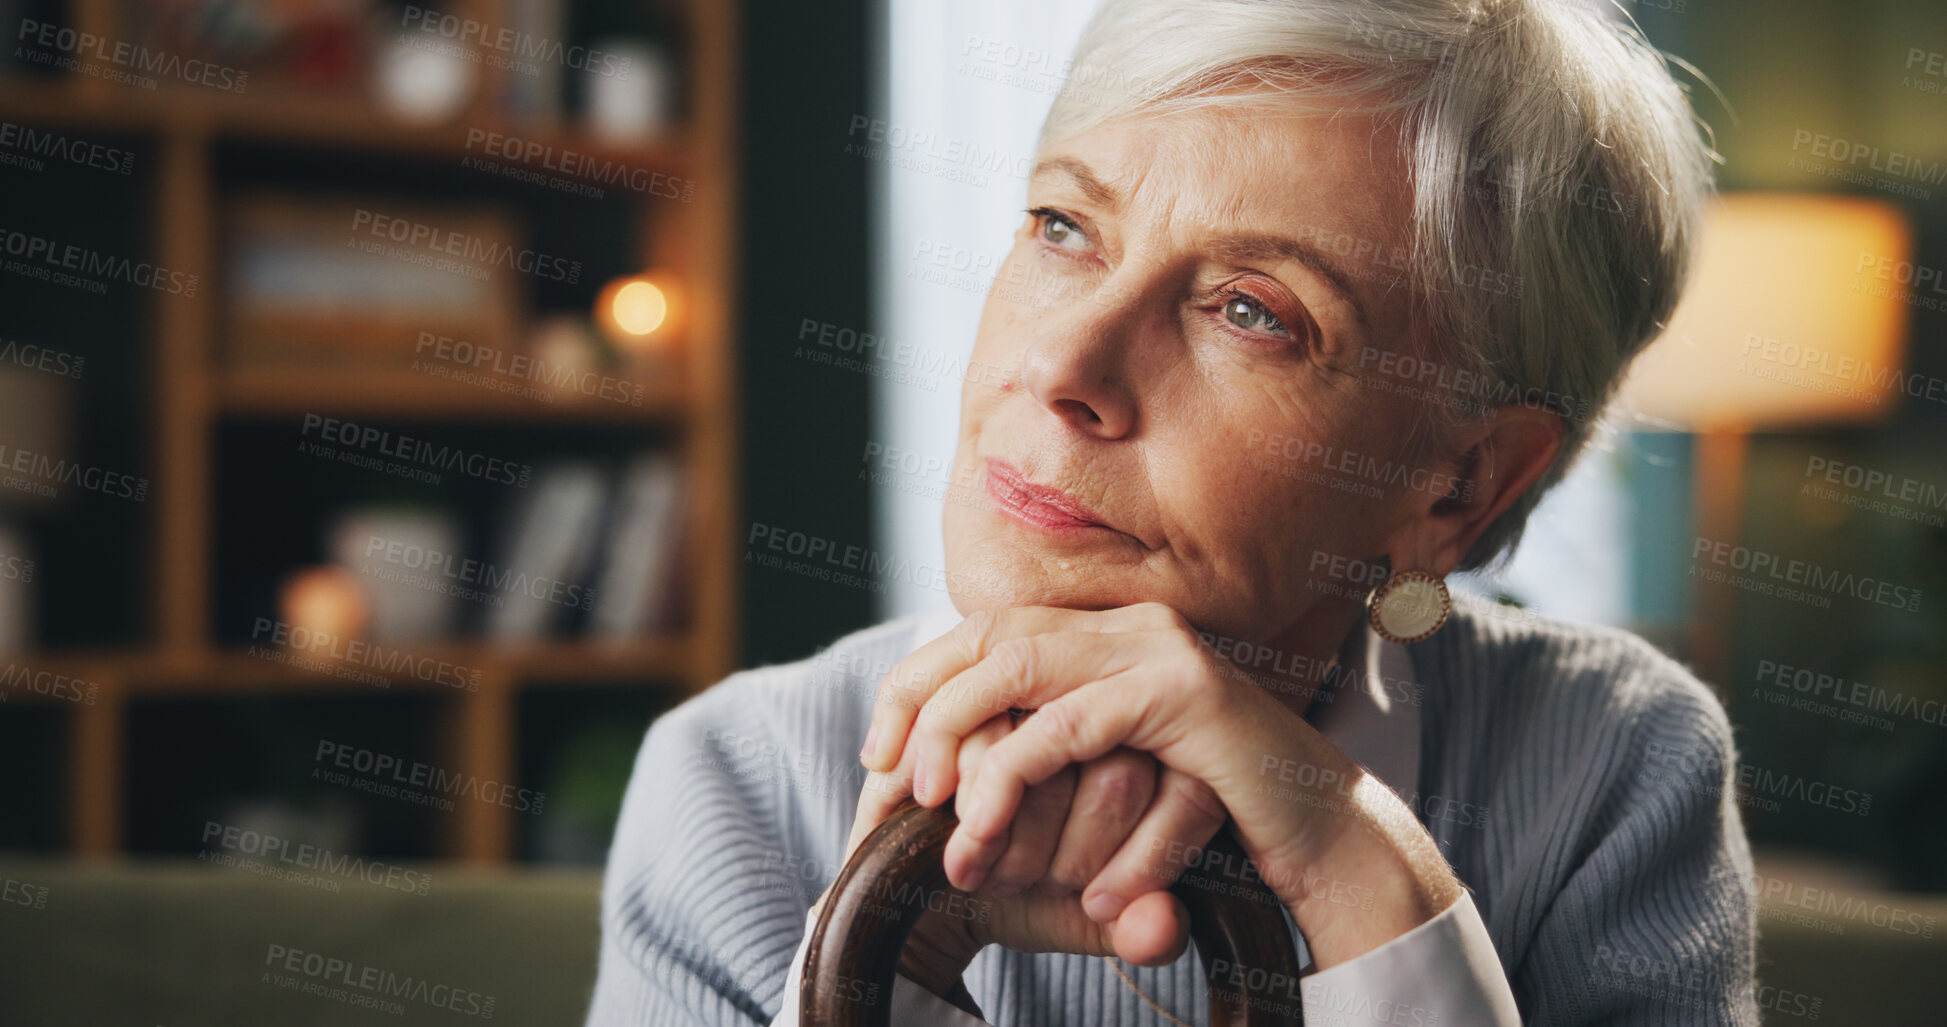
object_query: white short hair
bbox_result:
[1041,0,1716,569]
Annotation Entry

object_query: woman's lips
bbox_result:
[984,459,1117,534]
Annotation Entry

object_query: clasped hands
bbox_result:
[820,604,1464,1002]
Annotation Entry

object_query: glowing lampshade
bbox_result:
[596,273,680,352]
[1620,193,1911,431]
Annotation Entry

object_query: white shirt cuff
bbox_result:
[770,909,991,1027]
[1302,891,1522,1026]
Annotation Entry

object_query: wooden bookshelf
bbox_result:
[2,0,742,864]
[211,366,692,423]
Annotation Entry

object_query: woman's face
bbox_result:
[943,97,1456,645]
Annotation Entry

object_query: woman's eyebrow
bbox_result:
[1031,156,1370,334]
[1211,234,1370,334]
[1032,156,1119,209]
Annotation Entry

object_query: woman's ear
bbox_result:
[1387,406,1565,576]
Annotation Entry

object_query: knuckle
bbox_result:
[1082,756,1155,823]
[1047,840,1095,890]
[990,845,1045,888]
[1175,649,1225,701]
[880,664,929,711]
[1135,601,1191,633]
[1164,772,1228,829]
[1030,699,1086,749]
[986,639,1038,703]
[961,608,1001,650]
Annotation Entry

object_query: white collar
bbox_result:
[1307,619,1422,803]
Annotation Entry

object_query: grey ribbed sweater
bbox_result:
[586,596,1759,1025]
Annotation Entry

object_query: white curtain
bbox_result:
[870,0,1102,616]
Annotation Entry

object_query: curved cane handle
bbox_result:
[800,798,1305,1026]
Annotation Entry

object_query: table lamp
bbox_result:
[1617,192,1912,684]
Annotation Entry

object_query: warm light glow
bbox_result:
[279,566,369,646]
[613,280,668,335]
[1620,193,1912,431]
[596,273,680,352]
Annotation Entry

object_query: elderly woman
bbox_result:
[588,0,1754,1023]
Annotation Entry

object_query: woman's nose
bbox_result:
[1021,325,1139,440]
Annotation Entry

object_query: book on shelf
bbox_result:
[484,461,610,642]
[589,451,687,640]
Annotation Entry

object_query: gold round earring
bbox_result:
[1368,569,1452,645]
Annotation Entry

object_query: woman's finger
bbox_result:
[952,661,1228,872]
[952,763,1077,897]
[905,629,1159,807]
[933,716,1015,886]
[862,604,1179,773]
[1046,747,1159,893]
[967,884,1189,970]
[1080,767,1228,923]
[862,607,1070,774]
[1110,889,1193,968]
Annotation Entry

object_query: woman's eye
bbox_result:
[1031,209,1089,250]
[1222,294,1292,339]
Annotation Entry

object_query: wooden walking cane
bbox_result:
[801,798,1306,1025]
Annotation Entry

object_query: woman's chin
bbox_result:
[943,543,1153,615]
